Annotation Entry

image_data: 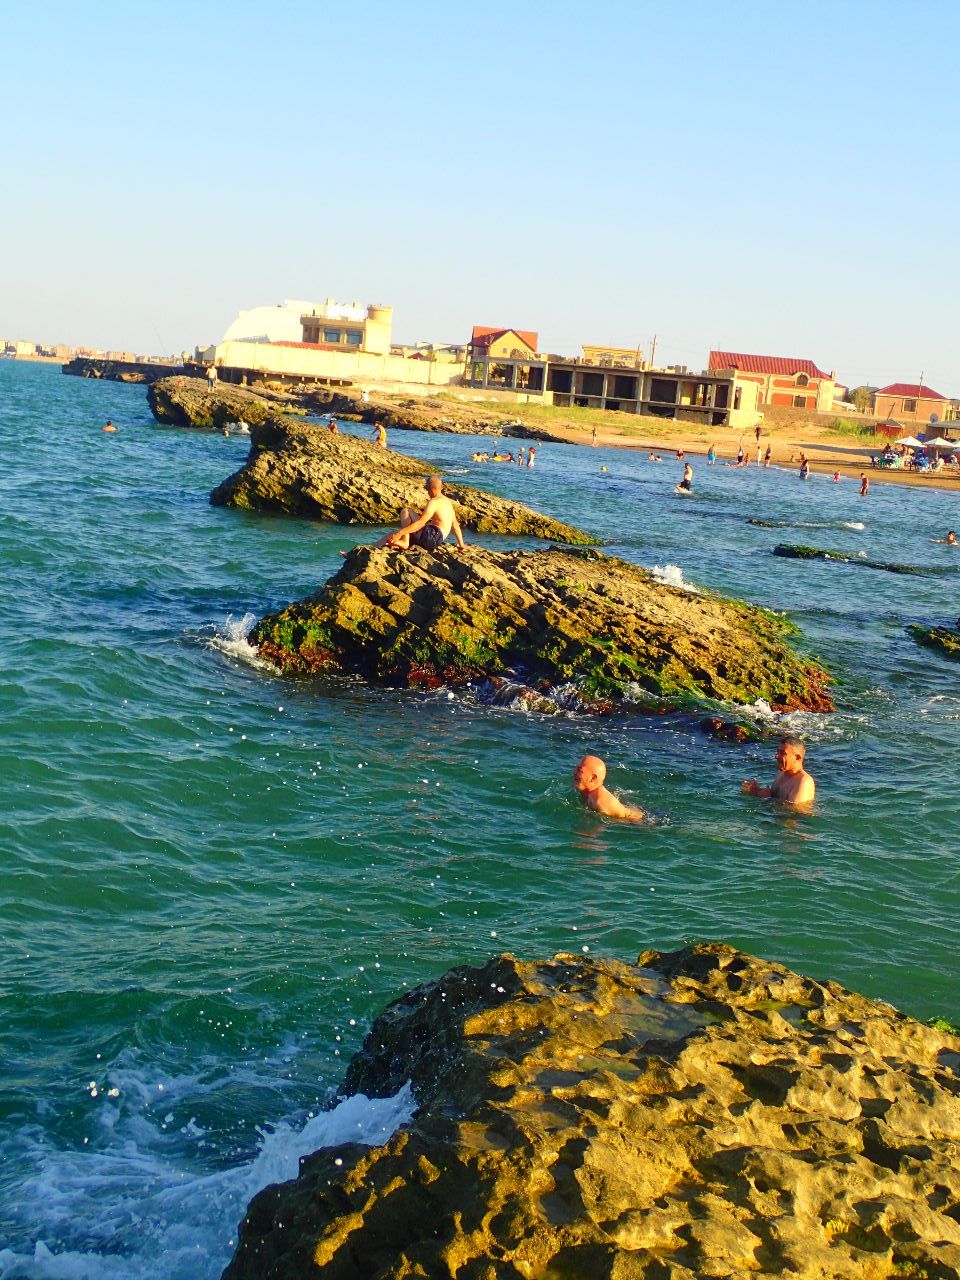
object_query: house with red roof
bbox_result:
[873,382,954,427]
[470,326,539,361]
[708,351,837,414]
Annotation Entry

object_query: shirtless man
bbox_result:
[676,461,694,492]
[381,475,465,551]
[741,737,815,808]
[573,755,645,822]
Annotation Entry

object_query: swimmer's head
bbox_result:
[425,475,443,496]
[776,737,805,772]
[948,531,957,543]
[573,754,606,793]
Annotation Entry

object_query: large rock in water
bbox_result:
[253,544,833,710]
[209,416,592,543]
[222,944,960,1279]
[148,376,303,429]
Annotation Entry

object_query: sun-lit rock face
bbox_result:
[222,944,960,1279]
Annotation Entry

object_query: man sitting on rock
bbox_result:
[573,755,645,822]
[742,736,815,808]
[380,475,465,552]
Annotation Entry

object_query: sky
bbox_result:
[1,0,958,391]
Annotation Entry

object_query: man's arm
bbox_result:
[451,510,465,549]
[385,498,436,544]
[741,778,772,797]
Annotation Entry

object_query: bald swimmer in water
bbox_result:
[380,475,465,552]
[573,755,645,822]
[742,736,815,808]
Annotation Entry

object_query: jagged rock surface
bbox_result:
[909,623,960,661]
[208,417,592,543]
[253,544,833,710]
[148,376,303,430]
[223,944,960,1279]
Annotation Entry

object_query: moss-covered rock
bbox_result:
[253,544,833,711]
[773,544,944,576]
[909,623,960,662]
[148,376,302,430]
[209,415,594,543]
[222,944,960,1280]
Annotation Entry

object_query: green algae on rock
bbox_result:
[222,944,960,1280]
[909,623,960,662]
[148,376,303,430]
[209,415,594,543]
[253,544,834,711]
[773,543,946,576]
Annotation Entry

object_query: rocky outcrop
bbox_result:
[909,623,960,661]
[253,544,834,711]
[223,944,960,1280]
[773,544,945,576]
[148,376,303,430]
[209,417,593,543]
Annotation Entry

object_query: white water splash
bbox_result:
[204,613,275,670]
[841,521,865,531]
[0,1084,414,1280]
[649,564,701,593]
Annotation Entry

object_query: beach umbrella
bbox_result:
[922,436,956,448]
[895,435,924,447]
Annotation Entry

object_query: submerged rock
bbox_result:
[773,543,946,576]
[209,416,593,543]
[223,944,960,1280]
[253,544,833,711]
[909,623,960,662]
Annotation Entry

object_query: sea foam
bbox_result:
[0,1083,414,1280]
[650,564,701,593]
[203,613,275,671]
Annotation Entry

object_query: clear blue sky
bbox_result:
[1,0,957,391]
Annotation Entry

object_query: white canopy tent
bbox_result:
[894,436,924,448]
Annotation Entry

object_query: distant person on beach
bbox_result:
[573,755,644,822]
[931,531,957,544]
[755,423,762,444]
[379,475,465,552]
[527,446,536,468]
[373,423,387,448]
[860,473,869,496]
[591,426,598,447]
[741,737,815,808]
[676,461,694,493]
[764,444,772,467]
[756,444,762,466]
[707,444,717,464]
[206,364,218,392]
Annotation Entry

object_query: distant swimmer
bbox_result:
[707,444,717,465]
[573,754,645,822]
[102,420,117,432]
[675,461,694,493]
[859,473,869,496]
[799,458,810,480]
[378,475,465,552]
[527,446,536,468]
[742,736,815,808]
[833,471,840,482]
[600,465,607,472]
[329,419,339,435]
[516,448,525,466]
[647,453,663,462]
[931,530,958,544]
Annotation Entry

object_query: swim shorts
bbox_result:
[678,479,692,491]
[411,524,445,550]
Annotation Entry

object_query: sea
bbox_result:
[1,360,958,1278]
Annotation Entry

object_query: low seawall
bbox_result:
[62,356,204,384]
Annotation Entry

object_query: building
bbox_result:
[214,299,465,389]
[873,382,955,426]
[469,326,539,361]
[708,351,837,414]
[466,348,761,429]
[580,345,645,368]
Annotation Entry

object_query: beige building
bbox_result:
[873,382,954,425]
[708,351,837,413]
[214,298,465,389]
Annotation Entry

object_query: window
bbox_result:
[903,398,917,413]
[796,373,809,387]
[345,330,362,346]
[793,395,808,408]
[323,329,342,344]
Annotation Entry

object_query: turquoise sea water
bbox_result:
[1,361,958,1277]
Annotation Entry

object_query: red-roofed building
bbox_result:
[874,382,954,426]
[709,350,837,413]
[470,326,539,360]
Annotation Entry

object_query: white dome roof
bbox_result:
[222,301,317,344]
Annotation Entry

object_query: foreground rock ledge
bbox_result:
[209,415,592,544]
[253,544,833,710]
[223,944,960,1279]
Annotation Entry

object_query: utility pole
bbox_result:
[649,334,657,369]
